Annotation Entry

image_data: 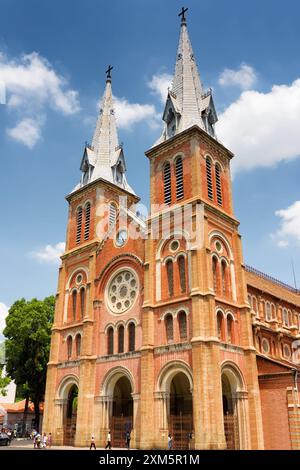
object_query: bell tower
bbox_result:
[141,8,264,449]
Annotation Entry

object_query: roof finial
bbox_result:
[105,65,113,82]
[178,6,188,25]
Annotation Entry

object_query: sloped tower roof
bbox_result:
[72,68,135,196]
[153,8,218,147]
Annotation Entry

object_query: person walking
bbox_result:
[42,432,48,448]
[125,431,131,450]
[90,434,96,450]
[105,430,112,450]
[48,432,52,449]
[168,432,173,450]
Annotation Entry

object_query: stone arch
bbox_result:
[156,361,193,449]
[209,230,234,261]
[157,360,193,393]
[57,374,79,399]
[156,230,191,261]
[101,366,135,397]
[221,361,249,450]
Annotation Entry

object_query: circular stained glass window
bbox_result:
[107,270,138,314]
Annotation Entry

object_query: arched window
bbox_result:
[215,164,222,205]
[271,304,276,319]
[118,325,124,353]
[227,315,234,343]
[265,302,271,321]
[175,156,184,200]
[178,311,187,340]
[76,206,83,244]
[128,323,135,352]
[253,297,258,314]
[166,260,174,297]
[84,202,91,240]
[72,290,77,320]
[107,327,114,355]
[206,157,213,200]
[80,287,85,319]
[165,314,173,342]
[109,203,117,229]
[67,336,72,359]
[212,256,218,292]
[163,162,171,204]
[221,260,227,295]
[283,308,289,327]
[217,311,224,340]
[75,334,81,357]
[177,255,186,293]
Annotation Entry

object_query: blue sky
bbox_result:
[1,0,300,333]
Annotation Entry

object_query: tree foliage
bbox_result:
[0,342,10,395]
[3,296,55,429]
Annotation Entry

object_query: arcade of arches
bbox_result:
[55,364,250,449]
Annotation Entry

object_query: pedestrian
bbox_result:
[188,431,193,450]
[90,434,96,450]
[48,432,52,449]
[125,431,131,450]
[33,432,37,449]
[168,432,173,450]
[42,432,48,448]
[35,433,41,449]
[105,430,112,449]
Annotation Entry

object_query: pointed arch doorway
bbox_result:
[111,376,133,448]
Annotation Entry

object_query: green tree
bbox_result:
[3,296,55,432]
[0,342,11,395]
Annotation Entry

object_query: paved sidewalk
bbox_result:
[1,438,132,451]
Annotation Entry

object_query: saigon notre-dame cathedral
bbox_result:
[43,10,300,450]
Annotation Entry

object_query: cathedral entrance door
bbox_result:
[110,376,133,448]
[222,374,240,450]
[169,372,193,450]
[63,384,78,446]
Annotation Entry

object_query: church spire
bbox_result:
[154,8,218,146]
[72,67,135,195]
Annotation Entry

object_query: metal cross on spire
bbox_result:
[178,7,188,24]
[105,65,113,81]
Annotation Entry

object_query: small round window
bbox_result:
[262,338,270,354]
[215,241,222,253]
[76,274,83,285]
[170,240,180,252]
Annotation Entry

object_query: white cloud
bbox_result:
[114,96,158,130]
[31,242,66,264]
[148,73,173,103]
[218,63,257,90]
[217,78,300,174]
[7,117,44,148]
[0,303,9,338]
[273,201,300,247]
[0,51,80,114]
[0,50,80,148]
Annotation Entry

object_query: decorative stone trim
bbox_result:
[96,351,141,363]
[154,342,192,355]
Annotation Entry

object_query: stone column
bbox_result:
[53,398,66,445]
[234,391,250,450]
[131,393,140,448]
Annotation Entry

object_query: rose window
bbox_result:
[107,270,138,313]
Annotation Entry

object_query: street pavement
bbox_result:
[0,438,128,450]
